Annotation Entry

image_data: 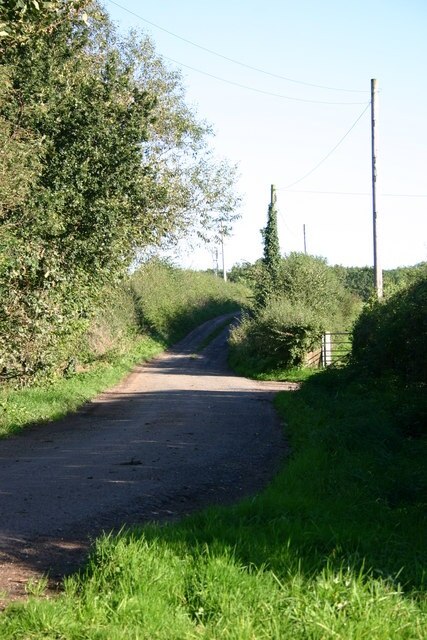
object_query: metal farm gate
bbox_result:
[321,332,351,367]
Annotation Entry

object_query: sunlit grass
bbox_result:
[1,367,426,638]
[195,317,235,353]
[0,336,164,438]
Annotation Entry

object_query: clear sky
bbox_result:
[103,0,427,271]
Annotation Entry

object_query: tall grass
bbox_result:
[1,368,426,638]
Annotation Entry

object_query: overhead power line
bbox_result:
[107,0,369,94]
[278,103,371,189]
[284,189,427,197]
[162,56,367,105]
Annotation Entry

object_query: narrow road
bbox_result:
[0,315,297,605]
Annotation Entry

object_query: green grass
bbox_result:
[228,347,317,383]
[0,335,164,438]
[1,367,426,638]
[195,317,235,353]
[0,264,249,438]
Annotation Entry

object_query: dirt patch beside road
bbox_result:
[0,315,298,608]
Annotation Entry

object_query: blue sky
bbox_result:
[103,0,427,271]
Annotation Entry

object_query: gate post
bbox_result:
[322,332,332,367]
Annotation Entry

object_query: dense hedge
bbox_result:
[229,253,360,372]
[130,260,249,344]
[0,262,249,387]
[351,277,427,384]
[229,300,325,370]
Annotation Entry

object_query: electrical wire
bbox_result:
[106,0,369,94]
[278,102,371,189]
[162,55,368,105]
[284,189,427,197]
[278,211,301,242]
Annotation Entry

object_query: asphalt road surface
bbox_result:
[0,314,297,605]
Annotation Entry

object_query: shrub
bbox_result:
[130,260,249,343]
[278,253,360,331]
[229,254,361,373]
[229,299,326,369]
[351,277,427,384]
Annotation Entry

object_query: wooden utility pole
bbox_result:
[214,248,219,277]
[371,78,383,298]
[271,184,277,206]
[220,223,227,281]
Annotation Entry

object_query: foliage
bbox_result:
[385,262,427,296]
[227,259,263,290]
[332,264,375,302]
[130,260,249,344]
[0,67,42,215]
[255,191,281,307]
[230,253,361,372]
[1,369,426,637]
[279,253,359,330]
[332,262,427,302]
[0,2,240,386]
[0,0,89,45]
[229,299,326,370]
[351,276,427,385]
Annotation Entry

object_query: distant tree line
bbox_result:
[230,260,427,302]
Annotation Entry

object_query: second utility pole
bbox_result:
[220,223,227,281]
[371,78,383,299]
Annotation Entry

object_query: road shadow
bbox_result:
[0,381,289,605]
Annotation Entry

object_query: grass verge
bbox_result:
[228,347,316,383]
[0,265,249,438]
[0,336,164,438]
[195,317,235,353]
[1,367,426,637]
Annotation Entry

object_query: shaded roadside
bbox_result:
[0,315,297,607]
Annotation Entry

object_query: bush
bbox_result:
[229,299,326,369]
[278,253,360,331]
[351,277,427,384]
[229,253,361,374]
[130,260,249,343]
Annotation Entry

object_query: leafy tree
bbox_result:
[0,2,241,383]
[126,32,240,247]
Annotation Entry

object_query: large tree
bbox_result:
[0,1,240,382]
